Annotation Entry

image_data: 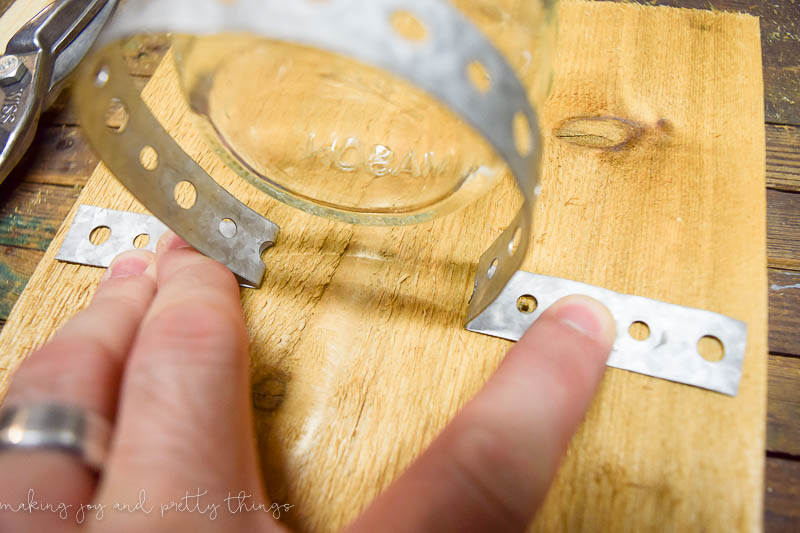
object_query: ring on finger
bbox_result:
[0,402,111,472]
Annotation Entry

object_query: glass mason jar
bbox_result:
[172,0,556,225]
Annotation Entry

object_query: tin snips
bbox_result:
[0,0,118,183]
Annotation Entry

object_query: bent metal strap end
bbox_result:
[74,48,278,287]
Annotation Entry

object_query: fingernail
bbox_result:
[551,295,616,344]
[158,231,192,253]
[103,251,154,280]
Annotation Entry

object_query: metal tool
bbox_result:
[0,0,118,183]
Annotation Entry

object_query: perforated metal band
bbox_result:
[75,49,278,287]
[467,272,747,395]
[56,205,168,267]
[74,0,538,319]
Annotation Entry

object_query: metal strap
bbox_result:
[467,272,747,395]
[75,0,537,316]
[56,205,167,267]
[74,48,278,287]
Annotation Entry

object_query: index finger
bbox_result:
[95,233,275,532]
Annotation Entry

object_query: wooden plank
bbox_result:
[766,124,800,192]
[119,34,171,77]
[765,456,800,532]
[8,126,96,187]
[769,269,800,356]
[0,182,80,251]
[767,355,800,456]
[0,196,795,358]
[760,0,800,127]
[0,2,770,532]
[767,189,800,270]
[0,246,42,321]
[26,121,800,201]
[0,0,14,20]
[607,0,800,125]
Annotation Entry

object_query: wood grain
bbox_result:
[767,356,800,456]
[605,0,800,126]
[8,126,97,187]
[769,269,800,356]
[766,124,800,192]
[767,189,800,270]
[0,182,80,251]
[0,246,42,319]
[765,457,800,532]
[0,1,770,532]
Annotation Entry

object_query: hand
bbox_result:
[0,231,615,532]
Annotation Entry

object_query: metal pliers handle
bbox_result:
[0,0,118,183]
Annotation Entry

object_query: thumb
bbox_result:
[347,295,615,533]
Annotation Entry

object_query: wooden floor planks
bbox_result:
[0,0,796,531]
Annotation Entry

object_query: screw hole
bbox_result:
[219,218,237,238]
[516,294,538,314]
[390,10,427,41]
[139,146,158,171]
[487,258,499,279]
[467,60,491,93]
[133,233,150,248]
[174,180,197,209]
[513,111,533,156]
[89,226,111,246]
[698,335,725,362]
[104,98,129,133]
[628,321,651,341]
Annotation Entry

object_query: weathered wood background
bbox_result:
[0,0,796,531]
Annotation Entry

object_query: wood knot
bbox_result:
[553,116,645,151]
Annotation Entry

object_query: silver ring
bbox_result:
[0,403,111,471]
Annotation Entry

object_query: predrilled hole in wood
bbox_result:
[467,60,491,93]
[516,294,538,314]
[508,227,522,255]
[513,111,533,156]
[390,10,427,41]
[219,218,237,238]
[104,98,129,133]
[487,258,499,279]
[628,321,651,341]
[133,233,150,248]
[174,180,197,209]
[89,226,111,246]
[139,146,158,171]
[697,335,725,362]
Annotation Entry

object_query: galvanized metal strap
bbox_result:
[76,0,537,317]
[466,272,747,395]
